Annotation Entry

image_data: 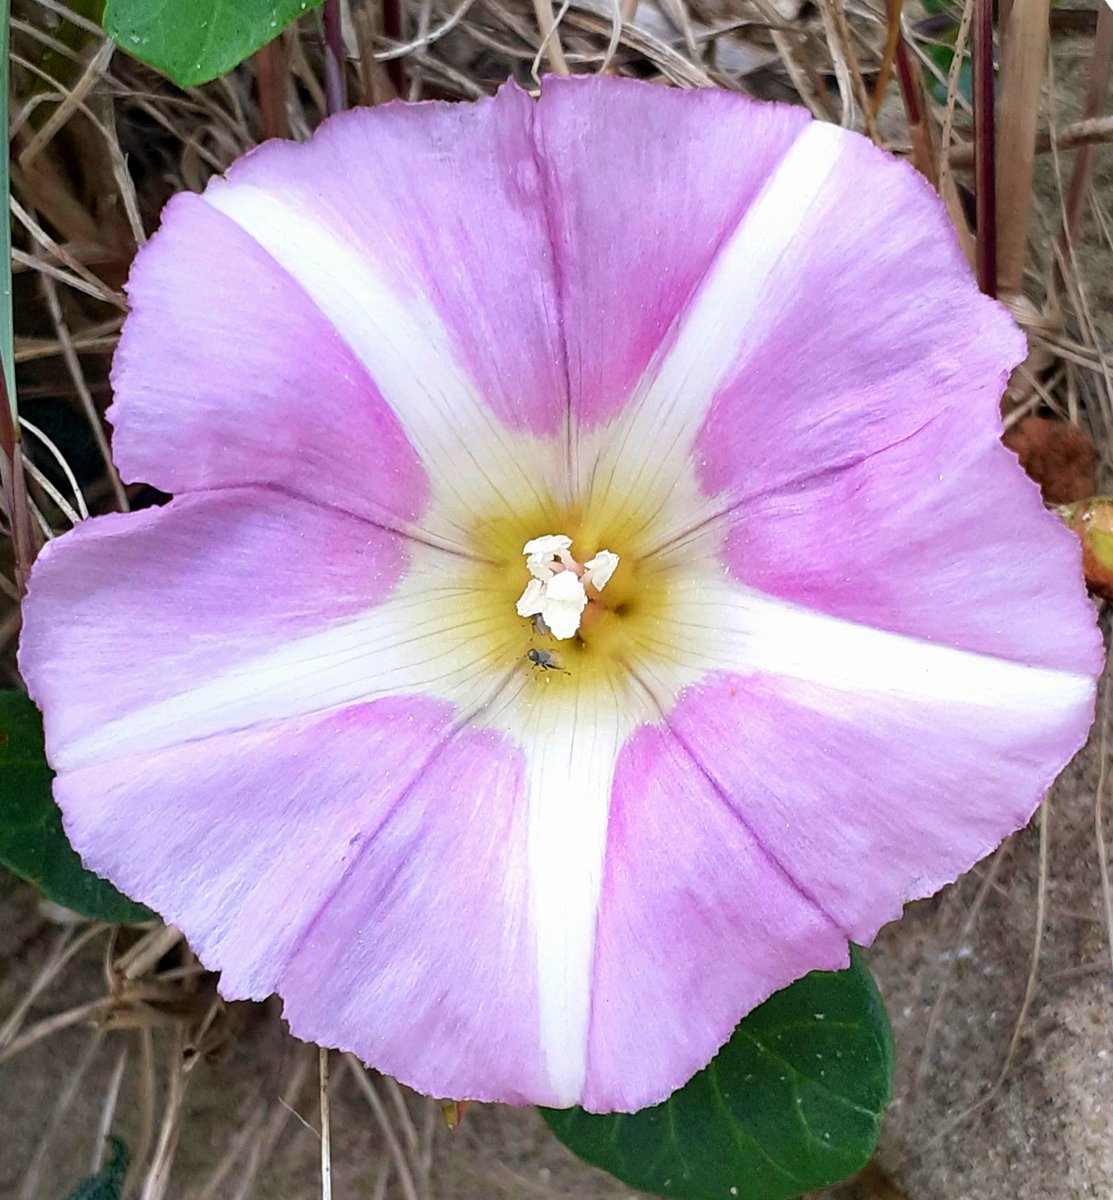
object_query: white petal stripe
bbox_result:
[475,666,646,1104]
[586,122,845,529]
[202,181,556,534]
[642,575,1094,715]
[55,548,518,773]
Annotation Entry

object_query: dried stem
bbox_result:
[872,0,904,116]
[1096,678,1113,976]
[1060,3,1113,252]
[18,1030,105,1200]
[38,270,128,511]
[884,41,924,167]
[936,0,976,207]
[912,846,1007,1092]
[17,38,114,168]
[383,0,406,93]
[139,1028,190,1200]
[0,923,107,1050]
[319,1049,333,1200]
[931,799,1051,1142]
[995,0,1050,296]
[346,1056,423,1200]
[530,0,570,74]
[91,1043,129,1173]
[950,112,1113,167]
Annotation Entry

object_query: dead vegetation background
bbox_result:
[2,0,1112,1196]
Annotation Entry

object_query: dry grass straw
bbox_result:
[2,0,1113,1194]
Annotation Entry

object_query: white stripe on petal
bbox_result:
[203,182,557,535]
[57,545,518,772]
[583,122,845,546]
[638,573,1094,716]
[482,669,647,1104]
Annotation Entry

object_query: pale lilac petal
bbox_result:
[584,724,848,1113]
[691,133,1026,509]
[208,85,564,440]
[20,490,408,761]
[722,406,1098,671]
[661,668,1095,945]
[114,86,568,545]
[625,565,1097,949]
[540,89,1023,559]
[275,722,554,1105]
[111,196,429,527]
[532,76,810,429]
[52,691,577,1109]
[54,698,458,999]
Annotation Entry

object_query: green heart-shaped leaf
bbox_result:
[103,0,326,88]
[542,949,892,1200]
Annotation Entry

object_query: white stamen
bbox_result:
[524,534,573,581]
[584,550,619,591]
[516,535,619,640]
[538,572,589,640]
[515,578,547,619]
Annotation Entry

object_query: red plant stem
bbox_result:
[323,0,348,115]
[895,37,936,185]
[382,0,405,95]
[894,37,922,128]
[973,0,998,297]
[1061,3,1113,252]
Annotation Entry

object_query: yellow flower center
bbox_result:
[464,499,682,697]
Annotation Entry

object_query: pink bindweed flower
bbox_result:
[19,77,1101,1113]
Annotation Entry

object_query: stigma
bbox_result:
[515,534,620,640]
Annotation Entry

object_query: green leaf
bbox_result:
[103,0,326,88]
[926,43,974,106]
[63,1136,129,1200]
[542,950,893,1200]
[0,691,153,923]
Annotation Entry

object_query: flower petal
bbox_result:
[688,133,1027,523]
[111,195,430,528]
[59,701,563,1104]
[717,403,1097,671]
[113,83,572,544]
[584,723,849,1112]
[628,570,1097,944]
[532,76,810,431]
[53,698,463,1000]
[661,667,1093,944]
[20,490,522,773]
[195,86,567,536]
[538,81,1024,555]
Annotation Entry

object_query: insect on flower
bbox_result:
[526,647,568,674]
[19,76,1101,1115]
